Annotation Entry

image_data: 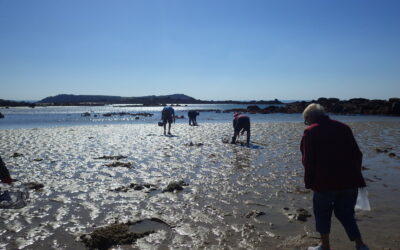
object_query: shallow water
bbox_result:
[0,122,399,249]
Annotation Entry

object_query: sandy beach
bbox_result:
[0,121,399,249]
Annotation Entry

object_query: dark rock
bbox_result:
[247,105,261,111]
[80,223,154,250]
[11,153,23,158]
[94,155,127,160]
[392,102,400,115]
[186,142,204,147]
[105,162,133,169]
[295,208,312,221]
[163,181,187,193]
[24,182,44,190]
[375,147,393,153]
[375,148,388,153]
[223,108,247,113]
[112,183,157,192]
[389,98,400,103]
[81,112,91,117]
[0,113,4,119]
[283,207,312,222]
[33,158,43,162]
[245,210,265,218]
[388,153,396,157]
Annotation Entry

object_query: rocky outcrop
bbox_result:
[222,98,400,116]
[102,112,153,117]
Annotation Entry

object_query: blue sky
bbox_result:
[1,0,399,101]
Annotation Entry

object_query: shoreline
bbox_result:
[0,122,399,249]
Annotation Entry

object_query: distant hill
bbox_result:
[36,94,284,105]
[37,94,198,105]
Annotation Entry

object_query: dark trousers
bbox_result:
[313,188,361,241]
[189,116,197,125]
[0,156,11,180]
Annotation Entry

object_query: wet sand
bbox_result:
[0,122,399,249]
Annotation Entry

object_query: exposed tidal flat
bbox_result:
[0,122,399,249]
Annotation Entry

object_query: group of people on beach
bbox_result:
[1,103,370,250]
[161,105,251,146]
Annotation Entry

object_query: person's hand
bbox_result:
[1,177,17,185]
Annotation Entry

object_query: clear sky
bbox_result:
[1,0,399,101]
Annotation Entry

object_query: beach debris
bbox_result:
[11,152,24,158]
[185,141,204,147]
[245,210,266,218]
[33,158,43,162]
[288,186,311,194]
[111,183,157,192]
[375,147,399,159]
[375,147,393,153]
[221,138,230,144]
[80,223,154,250]
[24,182,44,190]
[105,162,133,169]
[283,207,312,222]
[162,180,188,193]
[94,155,127,160]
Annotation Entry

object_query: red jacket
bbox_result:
[300,116,366,192]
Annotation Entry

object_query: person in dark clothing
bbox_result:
[231,113,250,146]
[161,106,175,135]
[188,110,199,126]
[0,156,15,184]
[301,103,369,250]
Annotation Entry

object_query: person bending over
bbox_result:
[188,110,199,126]
[161,106,175,135]
[231,113,250,146]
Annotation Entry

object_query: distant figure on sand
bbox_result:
[300,103,369,250]
[1,156,16,185]
[231,113,250,146]
[161,106,175,135]
[188,110,199,126]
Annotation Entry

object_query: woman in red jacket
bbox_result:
[301,103,369,250]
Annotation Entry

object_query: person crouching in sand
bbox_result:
[231,113,250,146]
[300,103,369,250]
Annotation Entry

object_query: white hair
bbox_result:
[303,103,326,123]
